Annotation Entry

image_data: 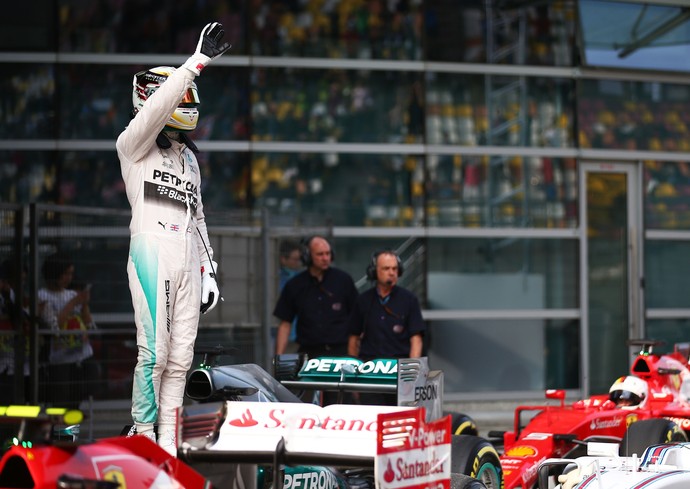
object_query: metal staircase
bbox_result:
[484,0,529,227]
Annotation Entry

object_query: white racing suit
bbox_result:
[116,66,212,431]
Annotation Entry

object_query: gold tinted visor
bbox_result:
[179,85,200,107]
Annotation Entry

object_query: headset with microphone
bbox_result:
[361,250,405,347]
[365,249,404,282]
[300,236,335,267]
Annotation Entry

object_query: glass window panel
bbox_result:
[0,65,56,139]
[200,152,252,213]
[249,0,423,59]
[54,151,250,211]
[0,205,22,261]
[189,68,250,141]
[426,155,578,228]
[426,74,574,147]
[425,1,577,66]
[645,240,690,309]
[644,160,690,230]
[579,79,690,151]
[579,0,690,73]
[57,1,247,54]
[0,152,58,203]
[250,152,422,227]
[0,151,250,212]
[429,319,580,393]
[646,320,690,352]
[252,68,423,143]
[58,64,131,140]
[56,65,248,140]
[427,238,578,309]
[57,151,129,208]
[4,151,578,231]
[35,207,132,315]
[0,2,54,51]
[332,237,430,298]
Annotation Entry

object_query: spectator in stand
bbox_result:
[38,252,97,407]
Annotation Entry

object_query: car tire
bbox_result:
[619,418,688,456]
[450,435,503,489]
[451,472,487,489]
[445,411,479,436]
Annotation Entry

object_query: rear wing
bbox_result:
[0,405,84,446]
[276,356,444,422]
[0,405,82,424]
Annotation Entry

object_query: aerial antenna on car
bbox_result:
[194,344,237,368]
[627,339,665,356]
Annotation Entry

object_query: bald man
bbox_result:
[273,236,357,359]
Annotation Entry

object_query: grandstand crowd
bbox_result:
[3,1,690,229]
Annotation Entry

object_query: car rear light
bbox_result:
[179,402,226,449]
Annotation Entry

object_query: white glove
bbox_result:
[183,22,232,76]
[200,260,220,314]
[557,467,582,489]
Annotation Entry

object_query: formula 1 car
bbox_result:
[0,404,210,489]
[493,340,690,489]
[180,348,503,489]
[538,440,690,489]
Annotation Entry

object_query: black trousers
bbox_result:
[298,343,348,359]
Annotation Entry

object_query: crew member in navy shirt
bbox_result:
[348,250,425,404]
[274,236,358,359]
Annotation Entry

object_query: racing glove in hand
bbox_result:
[557,466,586,489]
[200,260,220,314]
[183,22,232,76]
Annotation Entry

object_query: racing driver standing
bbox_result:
[116,22,230,455]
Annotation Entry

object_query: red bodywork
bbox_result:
[0,435,209,488]
[500,343,690,489]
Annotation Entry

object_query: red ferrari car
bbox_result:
[494,340,690,489]
[0,405,210,489]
